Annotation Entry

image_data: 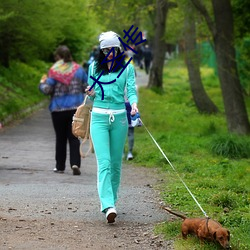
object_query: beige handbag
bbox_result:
[72,95,93,158]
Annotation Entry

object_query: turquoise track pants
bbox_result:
[90,111,128,212]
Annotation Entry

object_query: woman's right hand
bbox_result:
[85,85,95,97]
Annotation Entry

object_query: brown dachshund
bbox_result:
[162,207,231,249]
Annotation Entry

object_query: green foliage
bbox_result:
[236,37,250,95]
[92,0,155,44]
[93,0,138,33]
[0,60,49,122]
[0,0,100,66]
[154,221,181,240]
[233,0,250,101]
[210,135,250,159]
[232,0,250,39]
[165,2,184,44]
[210,191,238,209]
[129,58,250,249]
[164,0,213,45]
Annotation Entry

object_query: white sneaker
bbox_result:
[127,152,133,160]
[53,168,64,173]
[105,207,117,223]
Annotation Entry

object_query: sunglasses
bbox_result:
[102,47,119,55]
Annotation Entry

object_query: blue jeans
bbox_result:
[90,111,128,212]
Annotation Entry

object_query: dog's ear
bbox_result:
[213,231,217,240]
[227,230,230,240]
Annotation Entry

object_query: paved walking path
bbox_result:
[136,68,149,87]
[0,105,163,223]
[0,70,173,249]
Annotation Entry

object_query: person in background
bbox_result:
[125,101,135,160]
[39,45,87,175]
[87,46,99,70]
[89,46,99,61]
[136,45,144,69]
[85,31,138,223]
[143,44,152,74]
[124,51,137,161]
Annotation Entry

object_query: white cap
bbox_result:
[99,31,121,49]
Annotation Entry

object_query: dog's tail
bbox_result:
[162,206,187,220]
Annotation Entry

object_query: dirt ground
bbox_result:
[0,89,174,249]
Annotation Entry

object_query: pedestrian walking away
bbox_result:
[85,31,138,223]
[125,101,135,160]
[39,45,88,175]
[143,44,152,75]
[124,52,138,161]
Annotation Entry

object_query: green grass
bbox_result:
[129,58,250,250]
[0,60,50,123]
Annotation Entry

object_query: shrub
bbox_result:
[210,191,237,209]
[210,135,250,159]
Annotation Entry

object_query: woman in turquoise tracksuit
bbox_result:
[86,31,138,223]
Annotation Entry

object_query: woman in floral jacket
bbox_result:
[39,45,87,175]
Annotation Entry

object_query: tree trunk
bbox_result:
[184,4,218,114]
[191,0,250,134]
[212,0,250,134]
[148,0,168,89]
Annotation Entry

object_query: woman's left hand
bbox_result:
[40,74,47,84]
[131,103,138,116]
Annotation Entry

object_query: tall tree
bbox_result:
[191,0,250,134]
[148,0,177,89]
[184,1,218,114]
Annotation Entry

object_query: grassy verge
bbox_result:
[0,60,50,125]
[129,59,250,250]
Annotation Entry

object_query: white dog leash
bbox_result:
[139,118,209,218]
